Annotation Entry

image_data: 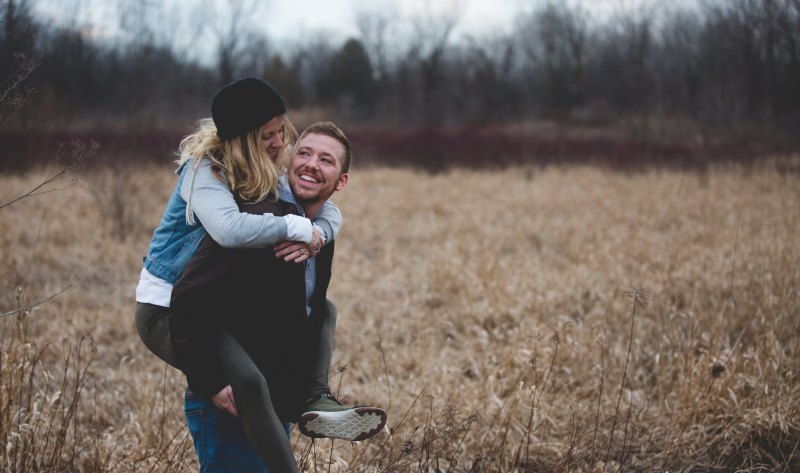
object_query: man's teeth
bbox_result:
[299,174,318,183]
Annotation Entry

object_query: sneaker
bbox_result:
[298,392,387,441]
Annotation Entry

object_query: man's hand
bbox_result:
[212,385,238,417]
[274,241,313,263]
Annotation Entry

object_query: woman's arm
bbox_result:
[181,159,313,248]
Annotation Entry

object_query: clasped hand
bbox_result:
[274,226,324,263]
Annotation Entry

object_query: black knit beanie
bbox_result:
[211,77,286,141]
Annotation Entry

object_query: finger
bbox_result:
[284,249,306,262]
[275,247,295,258]
[292,253,309,263]
[223,401,239,417]
[226,388,236,408]
[274,240,293,252]
[275,244,303,258]
[272,241,297,254]
[218,390,238,417]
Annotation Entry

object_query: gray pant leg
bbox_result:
[135,302,178,367]
[307,299,337,398]
[217,329,299,473]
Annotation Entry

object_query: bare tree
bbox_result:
[515,2,589,114]
[405,3,462,124]
[57,0,90,32]
[320,38,377,118]
[1,0,38,126]
[354,4,397,83]
[455,35,522,122]
[0,45,36,127]
[198,0,264,84]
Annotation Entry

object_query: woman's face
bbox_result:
[260,116,285,160]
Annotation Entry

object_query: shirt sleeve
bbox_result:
[314,200,342,242]
[180,159,309,248]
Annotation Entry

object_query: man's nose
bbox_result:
[306,154,321,168]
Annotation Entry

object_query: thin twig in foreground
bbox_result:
[0,168,67,210]
[0,284,74,319]
[359,384,428,473]
[603,288,645,472]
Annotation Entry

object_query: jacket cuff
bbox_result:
[284,214,313,243]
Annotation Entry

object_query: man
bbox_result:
[170,122,386,472]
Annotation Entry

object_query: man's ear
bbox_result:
[334,173,349,192]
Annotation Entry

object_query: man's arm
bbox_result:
[312,199,342,244]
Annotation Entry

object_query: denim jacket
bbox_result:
[143,163,206,284]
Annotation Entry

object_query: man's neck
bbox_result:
[299,201,323,220]
[282,176,323,218]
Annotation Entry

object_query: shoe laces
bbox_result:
[306,391,341,406]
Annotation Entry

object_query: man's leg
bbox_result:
[307,299,337,397]
[298,300,387,442]
[184,388,289,473]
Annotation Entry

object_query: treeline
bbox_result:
[1,0,799,168]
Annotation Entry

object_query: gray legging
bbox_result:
[135,301,337,473]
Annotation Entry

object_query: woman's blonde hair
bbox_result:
[176,115,298,204]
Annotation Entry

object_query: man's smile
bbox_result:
[298,173,320,184]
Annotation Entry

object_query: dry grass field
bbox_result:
[1,157,798,472]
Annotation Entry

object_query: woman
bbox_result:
[135,78,341,472]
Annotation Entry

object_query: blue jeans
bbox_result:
[184,389,291,473]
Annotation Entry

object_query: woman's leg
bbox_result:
[135,302,179,367]
[217,329,299,473]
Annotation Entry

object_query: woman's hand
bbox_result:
[275,225,325,263]
[308,226,325,255]
[274,241,313,263]
[212,385,238,417]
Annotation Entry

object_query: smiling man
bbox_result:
[170,121,386,472]
[289,125,350,215]
[279,122,386,442]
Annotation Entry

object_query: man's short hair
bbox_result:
[298,121,352,173]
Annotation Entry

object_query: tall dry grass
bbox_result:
[0,157,798,472]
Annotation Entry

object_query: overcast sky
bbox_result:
[263,0,667,42]
[34,0,663,42]
[266,0,524,42]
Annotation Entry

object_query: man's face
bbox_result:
[288,133,348,205]
[261,116,285,160]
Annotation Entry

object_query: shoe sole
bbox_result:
[298,407,387,441]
